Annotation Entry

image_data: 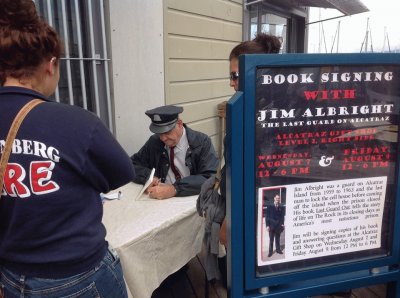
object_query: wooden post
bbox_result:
[217,101,227,160]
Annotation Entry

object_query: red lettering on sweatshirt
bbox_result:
[1,161,59,198]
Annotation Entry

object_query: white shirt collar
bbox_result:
[167,126,188,152]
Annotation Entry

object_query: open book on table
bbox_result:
[135,168,155,200]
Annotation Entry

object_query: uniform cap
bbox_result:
[145,105,183,134]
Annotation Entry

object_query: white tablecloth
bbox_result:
[102,182,205,298]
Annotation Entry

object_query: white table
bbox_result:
[102,182,205,298]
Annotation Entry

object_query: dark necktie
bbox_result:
[169,147,181,181]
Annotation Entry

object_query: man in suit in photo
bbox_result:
[266,194,285,257]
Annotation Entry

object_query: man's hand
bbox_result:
[145,177,160,193]
[147,183,176,200]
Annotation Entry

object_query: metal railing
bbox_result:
[35,0,113,131]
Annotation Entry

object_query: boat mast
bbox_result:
[382,26,391,52]
[330,21,341,53]
[360,18,373,52]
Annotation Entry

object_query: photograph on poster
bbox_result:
[254,63,400,273]
[258,187,286,264]
[257,177,387,266]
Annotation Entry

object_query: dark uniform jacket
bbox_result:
[131,125,219,196]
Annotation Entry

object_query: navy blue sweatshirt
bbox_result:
[0,87,135,278]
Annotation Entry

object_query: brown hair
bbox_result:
[0,0,63,85]
[229,33,281,60]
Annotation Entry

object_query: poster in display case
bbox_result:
[254,63,399,273]
[228,54,400,297]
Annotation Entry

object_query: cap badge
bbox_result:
[153,114,162,122]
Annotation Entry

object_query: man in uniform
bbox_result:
[266,194,285,257]
[131,105,219,199]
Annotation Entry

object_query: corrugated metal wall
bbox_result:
[164,0,243,149]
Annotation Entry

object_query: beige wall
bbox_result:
[164,0,243,151]
[109,1,165,155]
[109,0,243,155]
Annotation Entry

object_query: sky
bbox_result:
[307,0,400,53]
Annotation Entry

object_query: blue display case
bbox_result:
[227,53,400,297]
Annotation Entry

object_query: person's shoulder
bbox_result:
[143,133,164,147]
[185,125,211,142]
[40,102,105,130]
[44,101,99,120]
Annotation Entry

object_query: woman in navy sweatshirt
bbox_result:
[0,1,135,297]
